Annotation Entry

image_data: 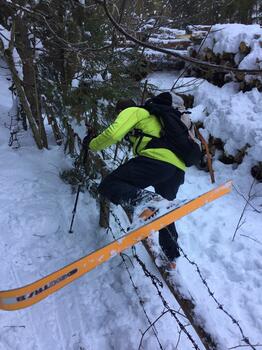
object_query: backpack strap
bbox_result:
[132,128,157,139]
[125,128,158,155]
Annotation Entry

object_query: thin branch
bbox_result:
[6,2,112,52]
[0,30,11,43]
[138,310,172,350]
[229,344,262,349]
[175,327,183,349]
[171,24,213,91]
[232,180,257,241]
[240,234,262,246]
[233,185,262,213]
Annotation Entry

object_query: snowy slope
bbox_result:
[147,70,262,347]
[199,24,262,70]
[1,39,262,350]
[0,68,204,349]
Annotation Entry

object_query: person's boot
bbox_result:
[164,245,180,270]
[131,189,168,220]
[159,227,180,270]
[120,189,165,221]
[158,244,179,270]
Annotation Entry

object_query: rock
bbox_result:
[251,163,262,182]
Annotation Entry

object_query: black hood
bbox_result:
[144,101,181,120]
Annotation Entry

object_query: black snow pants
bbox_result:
[98,156,185,261]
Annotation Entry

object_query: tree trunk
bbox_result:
[0,37,43,149]
[14,16,48,148]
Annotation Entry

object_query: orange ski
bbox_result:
[0,181,232,311]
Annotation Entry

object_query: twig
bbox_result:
[233,185,261,214]
[138,309,178,350]
[240,234,262,246]
[171,25,213,91]
[175,327,183,349]
[232,180,257,241]
[229,344,262,349]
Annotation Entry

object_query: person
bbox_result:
[88,92,186,263]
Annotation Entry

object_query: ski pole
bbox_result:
[68,136,90,233]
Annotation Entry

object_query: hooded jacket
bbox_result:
[89,107,186,171]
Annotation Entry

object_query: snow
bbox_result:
[143,48,189,61]
[0,25,11,49]
[0,75,204,349]
[146,71,262,347]
[147,72,262,164]
[0,59,13,108]
[193,81,262,162]
[205,24,262,54]
[0,26,23,79]
[0,138,204,349]
[144,71,204,94]
[200,24,262,70]
[1,25,262,350]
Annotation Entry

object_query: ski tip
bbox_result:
[220,180,233,193]
[224,180,233,189]
[214,180,233,194]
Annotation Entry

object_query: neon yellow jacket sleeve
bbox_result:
[89,107,148,151]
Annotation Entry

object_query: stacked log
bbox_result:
[188,26,262,91]
[115,25,193,71]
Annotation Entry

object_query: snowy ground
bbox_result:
[1,70,262,349]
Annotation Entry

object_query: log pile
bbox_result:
[185,24,211,45]
[115,26,194,71]
[187,29,262,91]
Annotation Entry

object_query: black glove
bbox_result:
[82,127,97,149]
[88,125,97,138]
[82,135,91,149]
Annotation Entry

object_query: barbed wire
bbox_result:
[107,212,164,350]
[109,184,256,349]
[110,209,201,350]
[179,245,257,349]
[89,133,258,349]
[132,247,201,350]
[138,309,189,350]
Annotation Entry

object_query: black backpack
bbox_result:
[141,102,202,167]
